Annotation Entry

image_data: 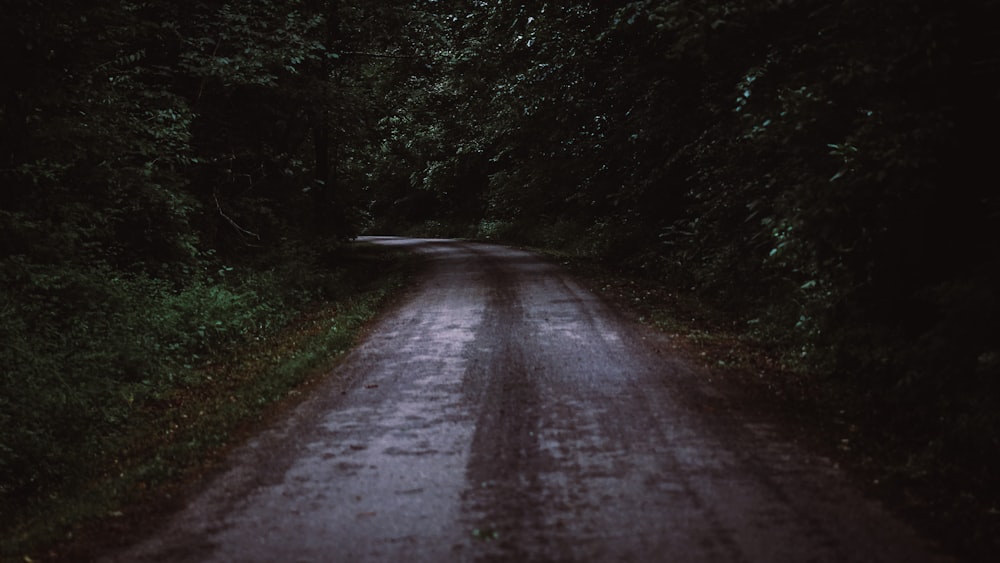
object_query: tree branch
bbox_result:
[213,193,260,242]
[339,50,419,60]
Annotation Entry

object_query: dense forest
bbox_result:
[2,0,998,558]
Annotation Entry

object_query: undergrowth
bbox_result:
[551,251,999,561]
[0,241,417,561]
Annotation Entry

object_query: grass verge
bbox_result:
[3,243,419,562]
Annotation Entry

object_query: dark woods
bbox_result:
[0,0,402,522]
[1,0,997,557]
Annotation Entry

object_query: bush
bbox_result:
[0,243,340,514]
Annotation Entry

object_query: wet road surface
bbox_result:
[102,238,949,562]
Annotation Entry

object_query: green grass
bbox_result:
[1,243,419,562]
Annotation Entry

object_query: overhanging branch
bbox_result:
[213,193,261,242]
[339,51,420,60]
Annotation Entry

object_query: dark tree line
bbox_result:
[0,0,436,518]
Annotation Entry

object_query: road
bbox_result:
[102,238,948,562]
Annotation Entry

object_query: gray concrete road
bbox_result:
[101,238,949,562]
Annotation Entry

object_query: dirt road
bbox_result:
[102,238,948,562]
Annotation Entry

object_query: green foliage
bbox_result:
[1,243,415,559]
[178,2,328,88]
[0,255,299,506]
[0,0,421,543]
